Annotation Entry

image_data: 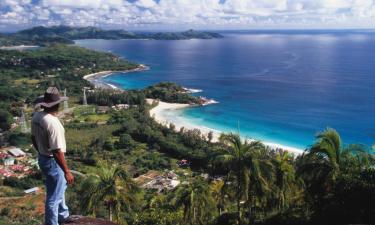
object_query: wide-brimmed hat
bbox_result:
[34,87,68,108]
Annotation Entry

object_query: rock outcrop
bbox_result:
[41,217,119,225]
[65,217,119,225]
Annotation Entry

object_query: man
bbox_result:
[31,87,76,225]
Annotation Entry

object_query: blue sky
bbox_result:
[1,0,375,31]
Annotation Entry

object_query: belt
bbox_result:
[39,153,54,159]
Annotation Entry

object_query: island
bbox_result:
[0,26,223,46]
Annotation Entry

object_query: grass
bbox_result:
[0,192,44,224]
[65,123,121,155]
[73,105,97,117]
[13,78,40,86]
[84,114,111,122]
[0,186,24,197]
[72,105,111,122]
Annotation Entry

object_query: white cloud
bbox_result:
[1,0,375,30]
[319,0,352,9]
[41,0,123,9]
[135,0,158,8]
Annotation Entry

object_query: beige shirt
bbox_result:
[31,111,66,156]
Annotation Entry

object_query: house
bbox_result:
[166,171,178,180]
[136,170,180,192]
[11,165,26,172]
[142,177,180,192]
[169,180,180,189]
[0,168,12,177]
[97,106,110,114]
[178,159,190,167]
[24,187,40,194]
[200,173,209,179]
[0,152,9,160]
[134,170,162,186]
[111,104,130,111]
[7,147,26,158]
[3,157,15,166]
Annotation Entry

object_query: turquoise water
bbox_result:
[75,31,375,149]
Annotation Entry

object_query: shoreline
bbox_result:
[0,45,39,50]
[83,64,149,89]
[147,99,304,155]
[83,68,304,155]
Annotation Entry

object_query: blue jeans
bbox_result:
[38,154,69,225]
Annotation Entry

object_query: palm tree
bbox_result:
[80,164,138,223]
[298,128,373,191]
[310,128,342,177]
[148,194,167,209]
[172,178,216,225]
[211,179,225,215]
[215,133,270,225]
[296,128,343,194]
[244,146,274,223]
[341,144,375,172]
[273,150,302,211]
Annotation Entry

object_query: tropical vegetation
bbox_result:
[0,44,374,225]
[80,164,138,223]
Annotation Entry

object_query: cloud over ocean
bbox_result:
[2,0,375,30]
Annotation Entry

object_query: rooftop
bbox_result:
[2,146,26,157]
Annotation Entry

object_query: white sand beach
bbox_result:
[147,99,305,155]
[0,45,39,50]
[147,99,222,140]
[83,70,113,80]
[83,64,149,90]
[83,71,116,89]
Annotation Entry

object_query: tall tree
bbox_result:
[215,133,270,225]
[80,164,138,223]
[244,146,274,224]
[211,180,226,215]
[310,128,342,177]
[296,129,375,224]
[273,150,302,211]
[172,178,216,225]
[299,128,372,188]
[297,128,344,194]
[0,109,13,131]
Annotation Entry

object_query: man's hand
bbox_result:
[52,150,74,185]
[65,171,74,185]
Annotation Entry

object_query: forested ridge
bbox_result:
[0,26,223,46]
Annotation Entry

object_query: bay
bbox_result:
[75,31,375,149]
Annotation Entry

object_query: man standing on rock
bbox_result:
[31,87,76,225]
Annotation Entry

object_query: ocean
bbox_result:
[75,31,375,149]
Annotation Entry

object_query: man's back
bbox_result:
[31,111,66,157]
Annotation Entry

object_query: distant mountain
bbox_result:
[145,29,223,40]
[15,26,136,40]
[0,26,223,46]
